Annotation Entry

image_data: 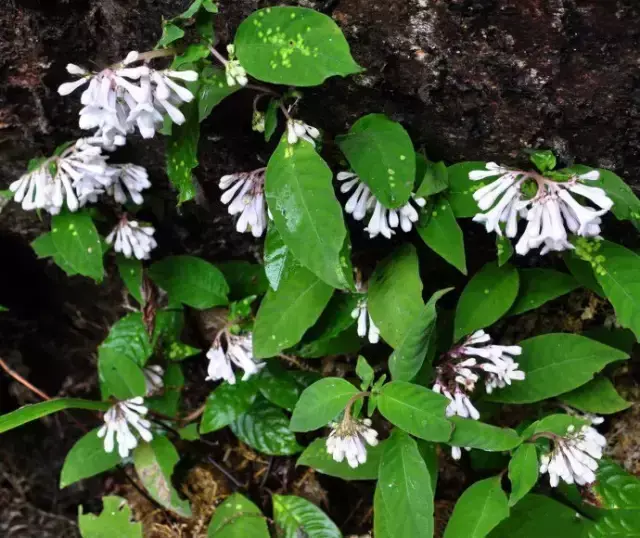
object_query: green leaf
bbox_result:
[374,430,435,538]
[449,417,522,452]
[377,381,452,442]
[32,232,79,275]
[166,96,199,203]
[231,401,302,455]
[446,161,491,218]
[217,261,269,300]
[264,99,279,141]
[368,244,424,348]
[521,414,589,439]
[593,459,640,509]
[587,510,640,538]
[336,114,415,208]
[563,251,605,297]
[560,377,631,415]
[529,150,556,173]
[116,256,143,303]
[596,169,640,224]
[51,211,104,281]
[148,255,229,309]
[133,437,191,517]
[273,495,341,538]
[200,378,259,434]
[60,429,121,488]
[297,438,382,480]
[356,355,375,390]
[147,363,184,417]
[253,260,333,358]
[266,138,351,289]
[415,159,448,198]
[78,496,142,538]
[454,262,519,341]
[264,225,292,291]
[509,268,578,316]
[171,44,210,69]
[508,444,539,507]
[198,67,241,122]
[290,377,358,432]
[157,22,185,48]
[496,235,514,266]
[418,198,467,274]
[100,313,152,364]
[0,398,109,434]
[488,333,629,404]
[389,288,452,382]
[257,363,317,411]
[444,476,509,538]
[234,6,362,86]
[207,493,269,538]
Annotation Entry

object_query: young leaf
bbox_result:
[297,438,383,480]
[336,114,415,208]
[529,149,556,173]
[593,459,640,509]
[51,211,104,281]
[446,161,491,218]
[234,7,362,86]
[417,198,467,274]
[78,496,142,538]
[198,67,241,122]
[560,377,631,415]
[264,224,292,291]
[60,429,121,488]
[388,288,452,382]
[509,268,577,316]
[508,444,539,507]
[133,437,191,517]
[166,95,199,203]
[172,43,210,69]
[148,255,229,309]
[356,356,375,390]
[368,244,424,348]
[231,401,302,455]
[415,160,448,198]
[448,417,522,452]
[207,493,269,538]
[116,256,143,303]
[454,262,519,341]
[377,381,452,442]
[444,476,509,538]
[200,378,260,434]
[264,99,279,141]
[272,495,341,538]
[374,430,435,538]
[266,138,352,289]
[157,22,185,48]
[488,333,629,404]
[217,261,269,300]
[290,378,359,432]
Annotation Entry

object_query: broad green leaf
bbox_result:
[290,378,358,432]
[266,138,351,289]
[166,96,199,203]
[100,313,152,365]
[454,262,519,341]
[496,235,514,266]
[488,494,589,537]
[415,159,448,198]
[297,325,361,358]
[449,417,522,452]
[374,430,434,538]
[583,327,636,354]
[337,114,415,208]
[560,377,631,415]
[508,444,539,507]
[593,459,640,509]
[32,232,79,275]
[521,414,589,439]
[0,399,109,434]
[446,161,491,218]
[218,261,269,300]
[60,429,121,488]
[148,255,229,309]
[200,378,259,434]
[51,211,104,281]
[389,288,452,382]
[587,510,640,538]
[116,256,143,303]
[231,401,302,455]
[368,244,424,348]
[264,99,279,141]
[509,268,577,315]
[418,198,467,274]
[253,260,333,358]
[234,7,362,86]
[377,381,452,442]
[264,224,292,291]
[133,437,191,517]
[488,334,629,404]
[563,251,605,297]
[207,493,269,538]
[157,22,184,48]
[444,476,509,538]
[273,495,341,538]
[297,438,383,480]
[596,169,640,224]
[78,496,142,538]
[257,363,318,411]
[198,67,241,122]
[356,356,375,391]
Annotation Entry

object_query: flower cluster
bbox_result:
[326,417,379,468]
[206,332,264,385]
[351,276,380,344]
[97,397,153,458]
[224,45,248,87]
[470,163,613,255]
[106,218,157,260]
[143,365,165,396]
[336,172,426,239]
[58,51,198,141]
[219,169,268,238]
[287,119,320,147]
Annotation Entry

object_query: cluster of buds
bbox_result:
[206,331,264,385]
[106,216,157,260]
[470,163,613,255]
[219,169,268,238]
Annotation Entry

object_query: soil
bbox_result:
[1,0,639,536]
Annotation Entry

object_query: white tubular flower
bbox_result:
[326,417,379,468]
[205,333,264,385]
[219,169,267,238]
[97,397,153,458]
[351,298,380,344]
[224,45,248,87]
[108,164,151,204]
[106,219,157,260]
[9,167,55,212]
[337,172,426,239]
[143,365,164,396]
[286,119,320,146]
[469,162,510,180]
[450,446,472,460]
[539,424,606,487]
